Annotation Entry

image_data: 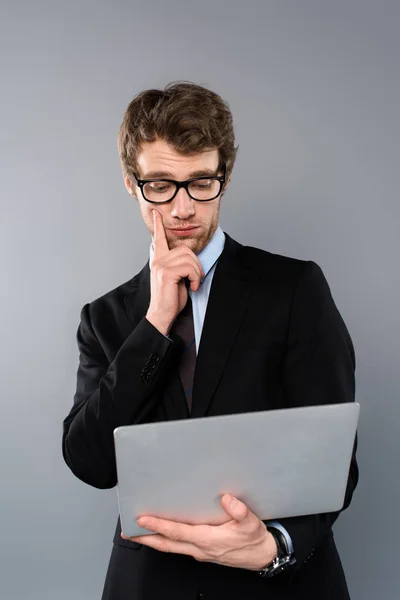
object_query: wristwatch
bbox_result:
[259,526,294,578]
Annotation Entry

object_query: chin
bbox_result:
[170,237,204,255]
[170,237,196,250]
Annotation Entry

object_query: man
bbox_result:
[62,82,358,600]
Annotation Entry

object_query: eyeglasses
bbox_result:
[132,163,226,204]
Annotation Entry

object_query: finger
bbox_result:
[188,271,203,292]
[152,209,169,259]
[128,532,206,558]
[162,259,204,290]
[220,494,254,523]
[164,247,205,279]
[183,264,203,292]
[136,516,209,546]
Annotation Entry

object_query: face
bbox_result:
[124,139,228,255]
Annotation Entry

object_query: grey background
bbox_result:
[1,1,399,599]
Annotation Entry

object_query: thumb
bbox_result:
[221,494,249,522]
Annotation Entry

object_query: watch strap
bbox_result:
[270,526,289,557]
[265,520,295,557]
[258,526,294,578]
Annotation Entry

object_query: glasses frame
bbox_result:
[132,162,227,204]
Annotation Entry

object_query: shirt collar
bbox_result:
[149,225,226,281]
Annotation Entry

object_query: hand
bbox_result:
[146,209,205,335]
[121,493,278,571]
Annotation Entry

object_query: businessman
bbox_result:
[62,82,358,599]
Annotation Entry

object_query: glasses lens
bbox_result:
[143,181,176,202]
[188,179,221,200]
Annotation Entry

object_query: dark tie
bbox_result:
[170,282,196,413]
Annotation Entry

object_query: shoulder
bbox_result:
[237,240,349,338]
[78,264,147,328]
[237,238,326,291]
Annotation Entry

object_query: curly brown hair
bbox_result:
[117,81,238,184]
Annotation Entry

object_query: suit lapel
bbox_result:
[191,233,258,418]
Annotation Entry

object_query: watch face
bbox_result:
[261,555,292,578]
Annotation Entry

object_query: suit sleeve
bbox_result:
[264,260,359,569]
[62,303,182,489]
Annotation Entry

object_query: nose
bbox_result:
[170,187,195,219]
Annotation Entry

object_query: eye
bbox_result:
[148,182,173,193]
[191,180,213,189]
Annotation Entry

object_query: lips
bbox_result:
[168,226,200,237]
[169,226,199,231]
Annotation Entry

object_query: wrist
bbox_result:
[145,312,172,336]
[256,530,278,571]
[258,527,295,578]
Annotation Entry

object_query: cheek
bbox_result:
[196,202,211,217]
[140,202,169,231]
[138,201,154,224]
[202,202,220,223]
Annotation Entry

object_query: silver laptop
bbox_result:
[114,402,359,537]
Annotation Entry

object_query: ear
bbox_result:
[221,176,231,198]
[123,173,136,198]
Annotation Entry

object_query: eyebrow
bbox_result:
[141,168,219,180]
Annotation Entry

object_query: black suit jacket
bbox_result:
[62,232,358,600]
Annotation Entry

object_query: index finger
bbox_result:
[136,515,209,545]
[152,209,169,259]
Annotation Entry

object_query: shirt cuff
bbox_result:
[265,520,296,564]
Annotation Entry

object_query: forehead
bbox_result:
[136,139,219,179]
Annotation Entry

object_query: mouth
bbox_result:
[168,226,200,236]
